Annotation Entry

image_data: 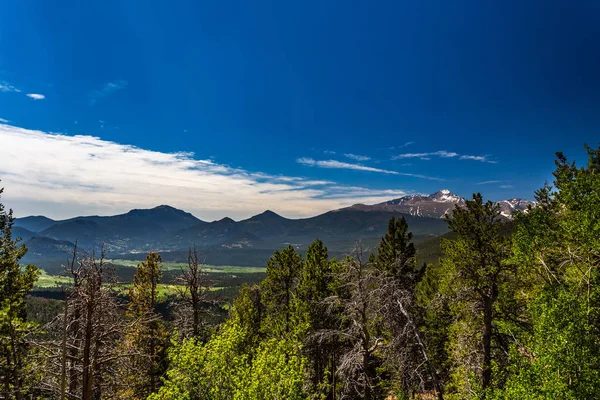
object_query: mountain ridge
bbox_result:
[14,190,534,265]
[341,189,534,219]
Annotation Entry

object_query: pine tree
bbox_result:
[441,193,515,395]
[500,145,600,398]
[374,216,417,281]
[374,218,441,398]
[261,245,303,336]
[120,252,168,399]
[0,186,40,400]
[296,239,339,398]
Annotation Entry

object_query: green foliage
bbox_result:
[0,187,40,399]
[151,320,250,400]
[152,308,307,400]
[296,239,341,398]
[262,245,303,336]
[242,338,307,400]
[374,216,416,279]
[498,144,600,399]
[415,262,452,385]
[439,193,515,397]
[120,252,168,399]
[498,287,600,400]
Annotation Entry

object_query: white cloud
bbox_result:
[388,141,415,150]
[296,157,443,180]
[476,180,501,185]
[460,155,497,163]
[0,123,413,220]
[394,150,497,163]
[297,158,399,175]
[0,118,9,123]
[0,81,21,93]
[394,150,457,159]
[344,153,371,161]
[500,185,513,189]
[88,80,127,105]
[1,81,45,100]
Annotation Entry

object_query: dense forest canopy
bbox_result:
[1,144,599,399]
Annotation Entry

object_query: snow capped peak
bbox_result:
[431,190,463,203]
[363,190,533,219]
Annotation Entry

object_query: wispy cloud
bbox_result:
[460,155,497,163]
[1,81,45,100]
[297,158,399,175]
[499,185,513,189]
[0,123,413,220]
[88,80,127,105]
[394,150,457,159]
[344,153,370,161]
[297,157,443,180]
[393,150,497,163]
[0,81,21,93]
[389,141,415,150]
[0,118,9,123]
[324,150,336,155]
[476,180,501,185]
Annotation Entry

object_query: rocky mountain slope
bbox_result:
[344,189,534,219]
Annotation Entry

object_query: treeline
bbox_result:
[1,144,599,399]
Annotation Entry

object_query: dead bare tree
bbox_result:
[315,242,385,400]
[36,245,134,400]
[375,261,444,400]
[173,247,212,340]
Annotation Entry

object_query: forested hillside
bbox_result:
[1,144,599,399]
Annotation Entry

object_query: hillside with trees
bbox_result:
[1,144,599,399]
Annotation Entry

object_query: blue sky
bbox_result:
[1,0,599,219]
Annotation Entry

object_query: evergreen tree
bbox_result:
[296,239,339,398]
[262,245,303,336]
[499,144,600,398]
[119,252,168,399]
[441,193,515,396]
[374,216,417,281]
[231,283,264,352]
[0,187,40,400]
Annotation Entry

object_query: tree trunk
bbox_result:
[397,300,444,400]
[82,299,94,400]
[60,296,68,400]
[192,291,199,338]
[482,296,493,390]
[68,304,80,396]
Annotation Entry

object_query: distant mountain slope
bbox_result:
[38,205,205,251]
[13,226,37,241]
[343,190,534,219]
[21,236,76,272]
[14,216,57,232]
[15,190,533,264]
[171,209,449,252]
[496,199,536,218]
[346,190,465,218]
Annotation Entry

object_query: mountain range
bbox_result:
[14,190,534,267]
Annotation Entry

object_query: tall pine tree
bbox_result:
[0,186,40,400]
[441,194,515,396]
[261,245,303,336]
[119,252,167,399]
[374,216,417,281]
